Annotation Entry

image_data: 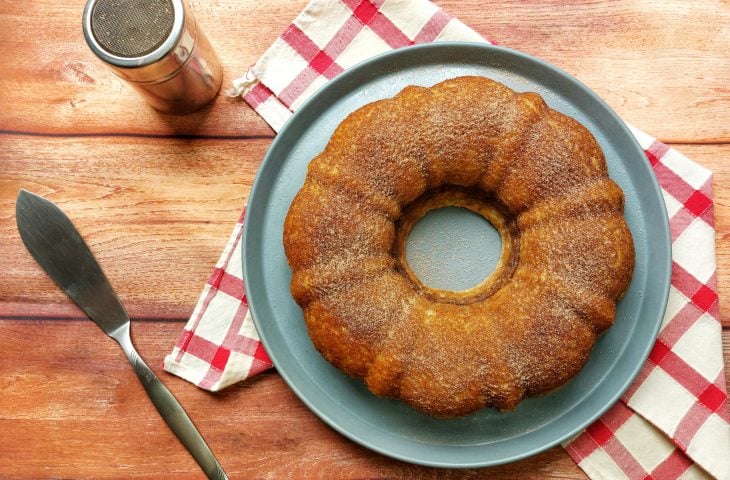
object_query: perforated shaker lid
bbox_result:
[90,0,174,58]
[83,0,185,68]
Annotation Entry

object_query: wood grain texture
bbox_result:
[2,137,729,326]
[0,319,727,479]
[1,318,710,480]
[0,0,728,478]
[0,0,728,141]
[0,135,266,318]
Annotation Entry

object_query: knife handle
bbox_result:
[117,334,229,480]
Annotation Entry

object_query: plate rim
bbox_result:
[243,41,672,468]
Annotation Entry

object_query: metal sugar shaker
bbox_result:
[82,0,223,114]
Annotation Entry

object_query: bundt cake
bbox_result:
[282,76,635,418]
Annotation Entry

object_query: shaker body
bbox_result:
[83,0,222,114]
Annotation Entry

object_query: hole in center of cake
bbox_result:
[405,206,502,292]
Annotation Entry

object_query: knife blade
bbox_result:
[16,189,228,480]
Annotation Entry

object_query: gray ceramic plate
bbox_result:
[243,43,671,468]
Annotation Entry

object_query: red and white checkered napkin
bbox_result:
[164,0,730,477]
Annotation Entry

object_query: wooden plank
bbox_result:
[0,135,267,318]
[0,319,589,479]
[0,0,728,141]
[1,136,728,325]
[0,318,727,478]
[458,0,730,143]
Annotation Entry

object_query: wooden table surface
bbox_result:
[1,0,729,478]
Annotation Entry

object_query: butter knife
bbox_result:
[16,189,228,480]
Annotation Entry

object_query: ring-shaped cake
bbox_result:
[283,76,635,417]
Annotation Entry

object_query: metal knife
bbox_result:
[16,189,228,480]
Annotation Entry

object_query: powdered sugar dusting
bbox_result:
[283,76,634,417]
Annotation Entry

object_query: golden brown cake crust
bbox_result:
[282,76,635,418]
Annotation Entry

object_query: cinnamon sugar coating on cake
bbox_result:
[283,76,635,418]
